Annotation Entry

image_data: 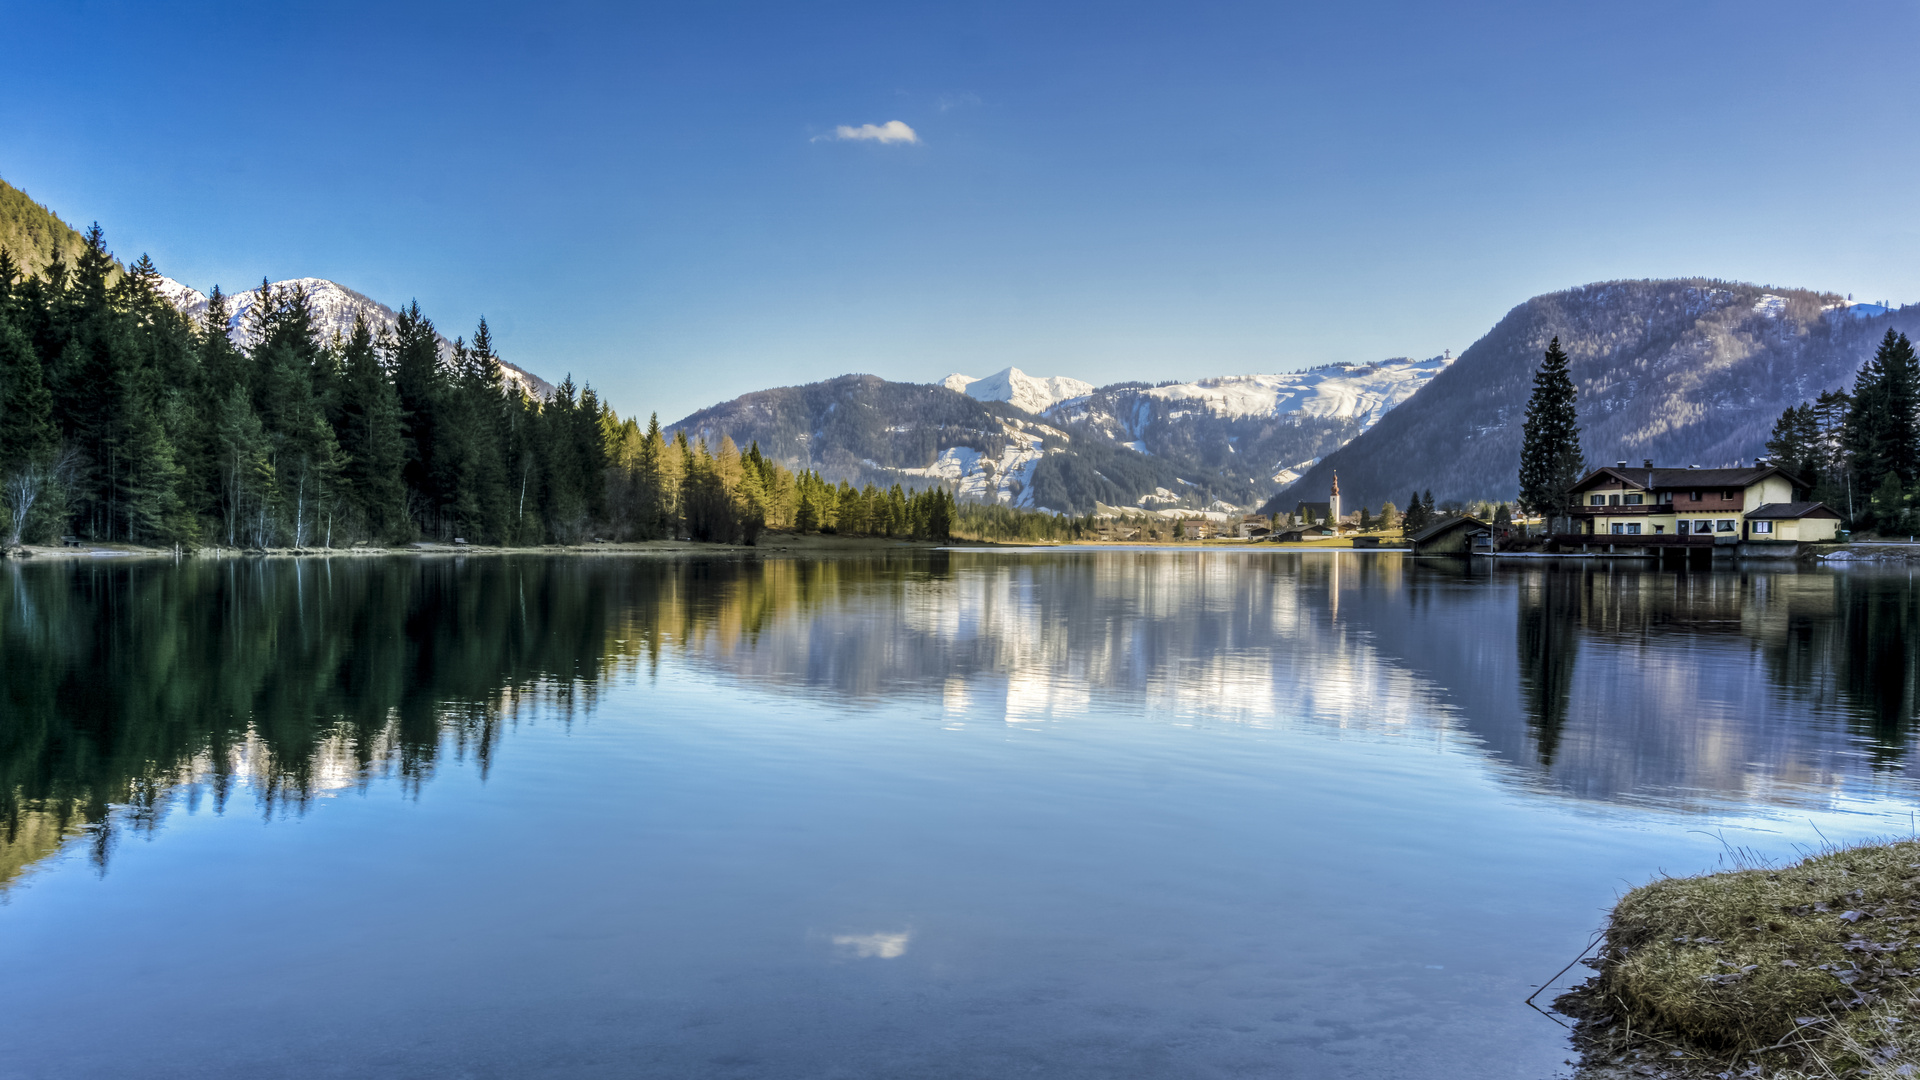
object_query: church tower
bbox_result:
[1329,473,1341,529]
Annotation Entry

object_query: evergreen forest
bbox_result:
[1765,329,1920,531]
[0,226,963,549]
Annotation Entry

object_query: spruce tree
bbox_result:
[0,319,57,544]
[1516,336,1586,531]
[1846,330,1920,502]
[335,314,407,539]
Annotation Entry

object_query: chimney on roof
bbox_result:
[1689,464,1698,469]
[1643,459,1654,468]
[1616,460,1627,468]
[1754,457,1764,467]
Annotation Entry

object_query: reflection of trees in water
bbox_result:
[0,554,945,888]
[11,553,1920,886]
[1515,570,1581,766]
[1833,575,1920,759]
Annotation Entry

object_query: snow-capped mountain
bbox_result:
[942,367,1094,414]
[158,276,554,399]
[1122,357,1450,425]
[1042,356,1452,488]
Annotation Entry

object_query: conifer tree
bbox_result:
[388,301,442,524]
[335,314,407,539]
[0,318,57,544]
[1517,337,1586,531]
[1845,330,1920,503]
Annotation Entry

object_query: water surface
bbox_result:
[2,551,1918,1079]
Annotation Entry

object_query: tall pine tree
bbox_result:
[1516,336,1585,531]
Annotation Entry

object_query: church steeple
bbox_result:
[1329,473,1342,529]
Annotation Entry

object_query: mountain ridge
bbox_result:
[1261,279,1917,515]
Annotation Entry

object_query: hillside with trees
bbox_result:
[1262,280,1920,515]
[0,178,94,281]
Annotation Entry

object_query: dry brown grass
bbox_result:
[1562,840,1920,1078]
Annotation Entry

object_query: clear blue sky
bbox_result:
[2,1,1915,422]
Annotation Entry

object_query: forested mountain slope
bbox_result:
[0,177,93,279]
[1262,280,1919,514]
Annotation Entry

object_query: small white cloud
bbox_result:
[833,931,910,958]
[815,120,920,145]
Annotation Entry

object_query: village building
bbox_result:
[1294,475,1344,531]
[1408,515,1487,555]
[1565,461,1841,543]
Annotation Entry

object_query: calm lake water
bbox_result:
[3,550,1919,1079]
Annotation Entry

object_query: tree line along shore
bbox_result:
[0,225,1002,552]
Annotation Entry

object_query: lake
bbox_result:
[2,549,1918,1079]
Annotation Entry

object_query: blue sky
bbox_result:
[2,1,1916,422]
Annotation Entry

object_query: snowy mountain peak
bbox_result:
[942,366,1094,414]
[156,275,554,399]
[1132,356,1454,427]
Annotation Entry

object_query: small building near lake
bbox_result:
[1742,501,1843,543]
[1407,515,1487,555]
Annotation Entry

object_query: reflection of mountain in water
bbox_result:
[5,553,1918,889]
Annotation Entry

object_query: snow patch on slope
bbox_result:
[886,416,1063,509]
[943,366,1094,415]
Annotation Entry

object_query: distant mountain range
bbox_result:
[1261,280,1917,516]
[670,359,1453,515]
[14,178,1912,518]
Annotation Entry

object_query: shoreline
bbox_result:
[0,533,967,561]
[0,534,1421,561]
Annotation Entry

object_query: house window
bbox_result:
[1715,519,1735,533]
[1654,524,1666,533]
[1611,523,1624,534]
[1590,494,1605,506]
[1609,494,1620,506]
[1689,491,1703,501]
[1721,490,1737,500]
[1660,492,1673,504]
[1626,523,1642,534]
[1752,520,1773,535]
[1624,493,1643,505]
[1694,520,1713,534]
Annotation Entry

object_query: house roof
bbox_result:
[1407,514,1487,544]
[1569,465,1805,493]
[1745,501,1842,521]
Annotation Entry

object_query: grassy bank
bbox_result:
[1561,840,1920,1079]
